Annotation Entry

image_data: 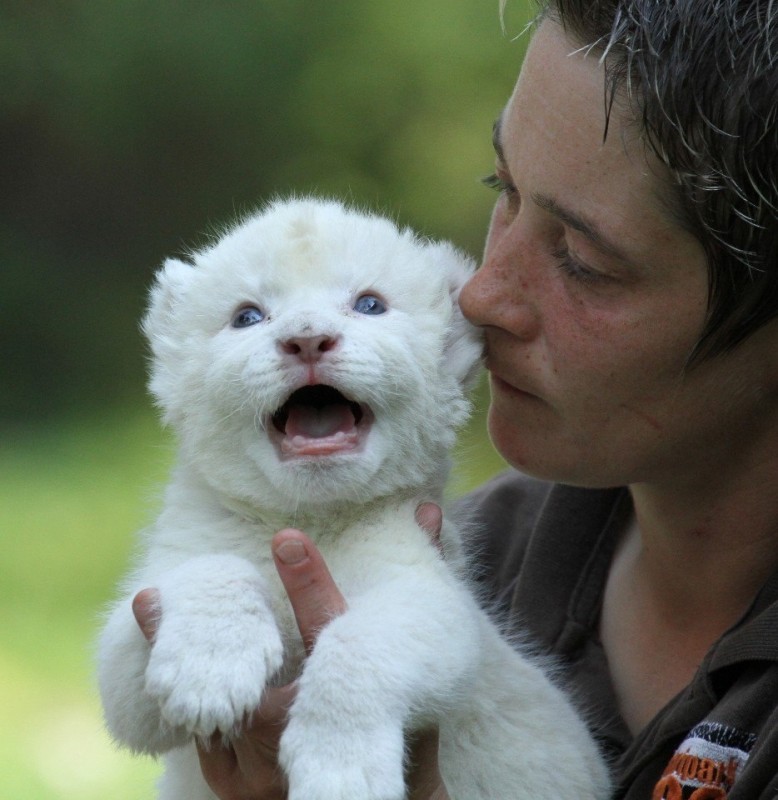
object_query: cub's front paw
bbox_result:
[145,613,284,737]
[280,717,406,800]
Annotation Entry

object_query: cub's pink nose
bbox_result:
[280,334,340,363]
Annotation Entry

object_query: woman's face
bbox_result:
[459,19,777,488]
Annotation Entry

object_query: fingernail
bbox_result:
[275,538,307,565]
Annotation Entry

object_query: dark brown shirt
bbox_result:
[464,470,778,799]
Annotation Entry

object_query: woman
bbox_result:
[135,1,778,796]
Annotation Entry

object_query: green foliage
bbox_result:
[1,0,532,421]
[1,3,527,794]
[0,412,172,799]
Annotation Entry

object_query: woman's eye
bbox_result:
[232,306,265,328]
[551,248,610,287]
[354,294,387,315]
[482,171,520,213]
[482,172,518,197]
[482,173,510,193]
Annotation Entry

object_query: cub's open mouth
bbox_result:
[269,385,373,458]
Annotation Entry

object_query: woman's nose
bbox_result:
[459,240,540,342]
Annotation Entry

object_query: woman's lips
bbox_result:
[486,360,540,401]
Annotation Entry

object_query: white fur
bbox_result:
[97,198,610,799]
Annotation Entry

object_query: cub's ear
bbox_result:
[141,257,194,350]
[430,242,484,389]
[447,278,484,390]
[141,258,195,421]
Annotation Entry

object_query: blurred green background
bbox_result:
[1,1,533,797]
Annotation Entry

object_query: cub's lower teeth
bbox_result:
[291,431,348,446]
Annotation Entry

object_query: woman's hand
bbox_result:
[132,504,447,800]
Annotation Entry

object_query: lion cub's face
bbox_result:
[144,199,481,512]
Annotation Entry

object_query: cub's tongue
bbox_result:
[272,388,369,458]
[284,403,356,439]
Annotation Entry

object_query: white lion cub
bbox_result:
[98,198,609,800]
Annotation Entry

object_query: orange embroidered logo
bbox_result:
[652,722,757,800]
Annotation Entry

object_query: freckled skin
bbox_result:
[459,20,778,491]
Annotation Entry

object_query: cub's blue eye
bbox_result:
[354,294,387,315]
[232,306,265,328]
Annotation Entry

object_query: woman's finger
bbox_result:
[196,684,297,800]
[415,502,443,547]
[272,529,348,655]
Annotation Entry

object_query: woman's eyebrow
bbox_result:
[531,192,631,262]
[531,193,612,251]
